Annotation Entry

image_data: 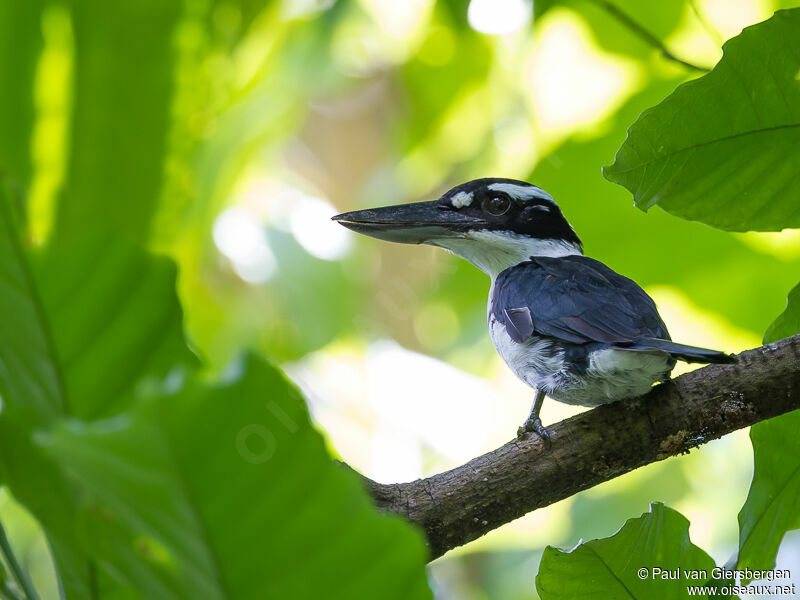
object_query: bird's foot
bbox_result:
[516,416,551,449]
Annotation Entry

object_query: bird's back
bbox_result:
[491,255,671,347]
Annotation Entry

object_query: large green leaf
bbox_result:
[764,282,800,345]
[41,355,432,600]
[735,287,800,577]
[0,220,197,423]
[33,233,198,419]
[536,503,716,600]
[0,185,93,597]
[604,9,800,232]
[54,0,181,243]
[0,186,195,597]
[737,411,800,578]
[0,177,196,422]
[0,190,74,589]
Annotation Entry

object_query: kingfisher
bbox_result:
[332,178,734,444]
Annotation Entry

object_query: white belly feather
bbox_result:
[488,316,672,407]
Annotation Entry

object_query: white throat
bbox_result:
[430,229,582,279]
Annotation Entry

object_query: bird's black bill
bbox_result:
[332,200,486,244]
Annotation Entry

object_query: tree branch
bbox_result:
[588,0,712,72]
[357,334,800,561]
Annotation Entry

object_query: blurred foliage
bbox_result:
[0,0,799,598]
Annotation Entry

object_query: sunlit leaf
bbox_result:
[55,0,182,243]
[764,282,800,345]
[536,503,716,600]
[604,9,800,231]
[42,355,432,600]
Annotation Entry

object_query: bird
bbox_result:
[332,177,735,445]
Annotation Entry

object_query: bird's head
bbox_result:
[333,178,582,277]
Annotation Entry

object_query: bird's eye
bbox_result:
[482,196,511,216]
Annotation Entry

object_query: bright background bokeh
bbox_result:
[4,0,800,597]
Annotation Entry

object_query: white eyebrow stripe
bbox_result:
[488,183,555,204]
[451,191,473,208]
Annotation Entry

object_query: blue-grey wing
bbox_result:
[492,256,670,345]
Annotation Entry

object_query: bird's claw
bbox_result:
[517,416,551,449]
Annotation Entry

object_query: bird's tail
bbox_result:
[624,338,736,364]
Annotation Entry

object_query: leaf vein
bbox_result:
[611,123,800,175]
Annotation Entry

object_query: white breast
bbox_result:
[488,313,568,393]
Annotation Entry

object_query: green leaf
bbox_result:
[604,9,800,232]
[0,206,195,424]
[735,283,800,578]
[764,282,800,344]
[33,232,198,419]
[41,355,432,600]
[737,411,800,577]
[0,185,63,426]
[0,0,43,189]
[536,503,716,600]
[0,186,90,596]
[0,183,195,424]
[55,0,181,243]
[0,185,196,596]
